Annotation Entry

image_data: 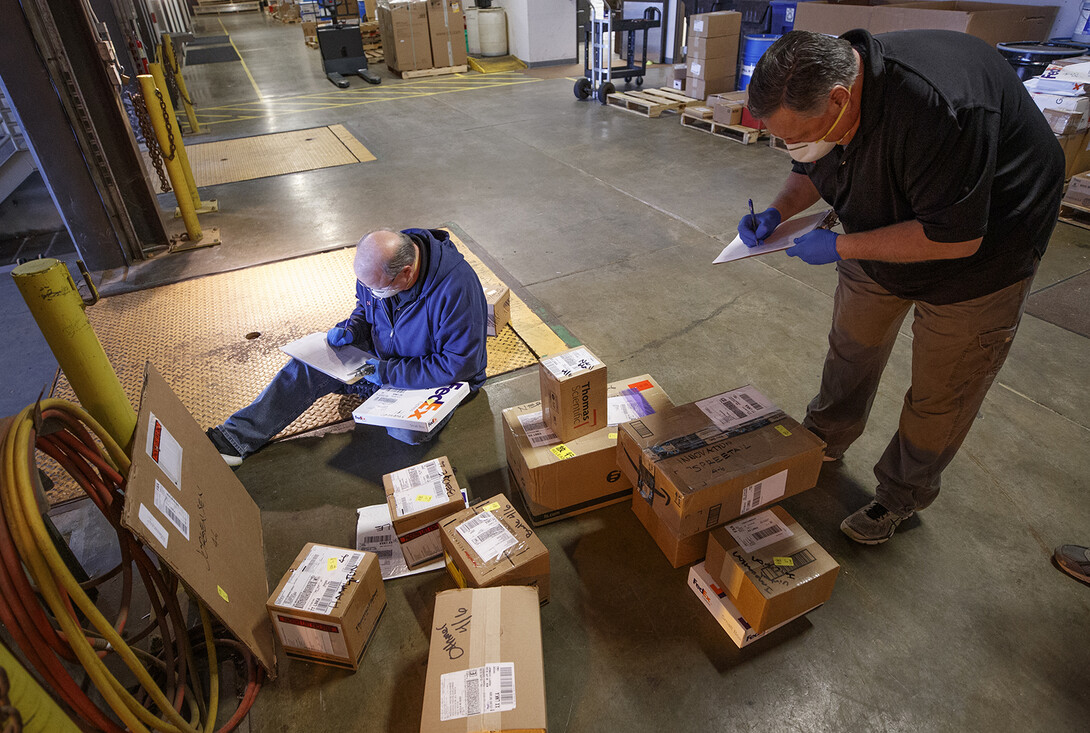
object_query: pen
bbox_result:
[748,198,757,237]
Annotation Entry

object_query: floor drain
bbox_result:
[244,332,261,340]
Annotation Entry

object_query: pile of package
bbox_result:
[1026,55,1090,181]
[376,0,467,74]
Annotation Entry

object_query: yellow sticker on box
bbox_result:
[327,558,338,571]
[775,425,792,437]
[482,501,501,512]
[608,432,617,440]
[773,557,794,567]
[551,444,576,460]
[217,585,229,602]
[416,494,433,503]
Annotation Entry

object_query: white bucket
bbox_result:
[465,7,481,56]
[1075,1,1090,44]
[478,8,508,57]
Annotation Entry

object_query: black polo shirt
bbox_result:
[791,29,1064,304]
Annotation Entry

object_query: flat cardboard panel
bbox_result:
[123,363,277,677]
[420,587,547,733]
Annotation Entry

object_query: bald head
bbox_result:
[354,229,418,291]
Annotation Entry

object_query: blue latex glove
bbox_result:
[738,207,781,248]
[326,326,353,347]
[362,358,383,386]
[786,228,841,265]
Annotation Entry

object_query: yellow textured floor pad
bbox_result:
[184,125,375,186]
[467,55,528,74]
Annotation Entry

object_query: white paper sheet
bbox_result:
[355,504,444,579]
[713,209,835,263]
[516,410,561,448]
[280,332,376,384]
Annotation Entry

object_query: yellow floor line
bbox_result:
[219,17,263,101]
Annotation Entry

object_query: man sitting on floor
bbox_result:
[206,227,488,465]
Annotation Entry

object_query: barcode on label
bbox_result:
[719,397,747,419]
[293,576,319,608]
[370,393,397,406]
[497,664,514,706]
[741,482,762,513]
[153,480,190,540]
[740,392,763,409]
[312,581,340,614]
[752,525,783,541]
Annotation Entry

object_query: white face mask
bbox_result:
[369,285,399,300]
[785,86,853,164]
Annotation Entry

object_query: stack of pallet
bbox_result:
[360,19,383,63]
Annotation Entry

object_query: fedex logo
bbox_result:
[409,383,465,421]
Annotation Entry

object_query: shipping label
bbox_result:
[439,663,517,721]
[738,469,788,515]
[275,613,347,659]
[153,479,190,540]
[145,413,182,490]
[725,510,794,553]
[607,387,655,425]
[390,459,451,517]
[695,385,779,432]
[541,347,600,379]
[455,511,517,563]
[275,545,363,614]
[516,410,560,448]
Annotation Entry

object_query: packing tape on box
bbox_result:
[648,410,789,460]
[478,589,504,732]
[441,0,454,67]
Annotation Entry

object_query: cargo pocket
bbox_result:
[975,325,1017,382]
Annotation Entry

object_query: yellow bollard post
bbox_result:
[11,259,136,451]
[162,33,200,134]
[147,61,200,210]
[138,73,202,243]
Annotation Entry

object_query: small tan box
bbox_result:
[538,346,608,442]
[384,456,468,569]
[485,285,511,337]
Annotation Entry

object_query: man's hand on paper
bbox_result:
[363,358,383,386]
[737,207,781,248]
[787,228,841,265]
[327,326,353,347]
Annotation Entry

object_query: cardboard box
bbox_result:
[688,33,739,62]
[689,10,741,38]
[672,78,686,91]
[384,456,469,569]
[267,543,386,670]
[688,561,823,648]
[503,375,673,525]
[686,75,735,101]
[707,90,747,106]
[538,346,608,442]
[485,285,511,337]
[1045,108,1084,136]
[426,0,467,68]
[1063,170,1090,209]
[713,102,743,126]
[794,1,1057,49]
[440,494,551,603]
[616,384,825,539]
[302,20,318,41]
[1030,91,1090,118]
[673,63,687,81]
[705,506,839,634]
[687,57,734,81]
[1058,130,1090,179]
[630,488,711,568]
[378,0,432,73]
[122,363,277,677]
[421,587,547,733]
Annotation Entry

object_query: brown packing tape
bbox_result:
[462,587,503,732]
[479,588,503,732]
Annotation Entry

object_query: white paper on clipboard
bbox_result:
[714,209,835,264]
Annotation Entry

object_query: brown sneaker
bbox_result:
[840,500,913,545]
[1054,545,1090,584]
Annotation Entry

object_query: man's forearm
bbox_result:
[837,219,982,263]
[770,172,822,220]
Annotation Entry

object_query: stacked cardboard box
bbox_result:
[686,11,740,100]
[426,0,467,68]
[383,456,469,569]
[617,384,825,567]
[1026,57,1090,179]
[377,0,465,74]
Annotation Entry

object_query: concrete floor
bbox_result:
[2,10,1089,732]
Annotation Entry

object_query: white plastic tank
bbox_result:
[466,7,481,55]
[477,7,508,57]
[1075,1,1090,44]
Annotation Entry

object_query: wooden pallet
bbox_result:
[606,90,684,118]
[652,87,703,108]
[680,113,767,144]
[394,64,468,79]
[1058,202,1090,231]
[365,49,383,64]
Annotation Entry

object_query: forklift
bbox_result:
[317,0,381,88]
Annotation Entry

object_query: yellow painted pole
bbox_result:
[147,61,200,210]
[138,73,202,241]
[11,259,136,450]
[162,33,200,134]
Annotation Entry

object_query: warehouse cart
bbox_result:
[575,1,662,104]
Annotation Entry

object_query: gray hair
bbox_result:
[367,228,417,278]
[747,31,859,120]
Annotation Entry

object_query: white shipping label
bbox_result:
[541,347,601,379]
[516,410,561,448]
[390,459,450,517]
[694,19,705,32]
[275,615,348,659]
[145,413,182,490]
[695,385,779,431]
[440,663,517,721]
[138,503,169,549]
[153,479,190,540]
[274,545,364,614]
[692,61,702,76]
[355,504,444,580]
[607,389,655,426]
[456,511,517,563]
[726,510,794,553]
[738,469,788,515]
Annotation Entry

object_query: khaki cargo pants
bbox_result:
[802,258,1036,516]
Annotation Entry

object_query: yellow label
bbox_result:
[551,444,576,460]
[217,585,229,603]
[775,425,792,437]
[445,552,467,588]
[608,432,618,440]
[482,501,501,512]
[773,557,794,567]
[327,558,338,571]
[416,494,433,503]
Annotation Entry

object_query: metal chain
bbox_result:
[127,90,171,192]
[162,44,194,106]
[153,87,177,162]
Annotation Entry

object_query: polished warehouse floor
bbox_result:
[2,12,1089,733]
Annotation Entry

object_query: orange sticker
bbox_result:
[627,380,654,391]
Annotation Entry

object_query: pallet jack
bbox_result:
[317,0,381,88]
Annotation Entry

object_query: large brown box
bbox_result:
[686,75,735,100]
[503,375,673,525]
[440,494,551,604]
[267,543,386,670]
[689,10,741,38]
[378,0,432,73]
[705,506,840,634]
[688,34,739,61]
[616,385,825,539]
[426,0,467,68]
[538,346,608,442]
[420,587,547,733]
[687,56,734,81]
[384,456,468,569]
[630,488,711,568]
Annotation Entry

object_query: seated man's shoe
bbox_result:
[840,500,913,545]
[1053,545,1090,584]
[206,427,243,467]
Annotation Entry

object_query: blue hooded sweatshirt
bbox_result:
[339,228,488,390]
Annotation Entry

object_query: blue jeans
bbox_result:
[218,358,453,457]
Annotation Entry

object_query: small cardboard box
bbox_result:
[672,78,686,91]
[1045,108,1085,136]
[686,75,735,101]
[421,587,547,733]
[688,561,823,648]
[1057,130,1090,180]
[687,56,734,81]
[426,0,467,68]
[485,285,511,337]
[688,33,739,62]
[705,506,839,634]
[503,375,673,525]
[440,494,551,604]
[1063,170,1090,209]
[378,0,432,73]
[689,10,741,38]
[713,102,743,126]
[267,543,386,670]
[302,20,318,41]
[673,62,687,80]
[616,385,825,539]
[538,346,608,442]
[630,488,711,568]
[384,456,469,569]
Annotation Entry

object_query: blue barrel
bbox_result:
[739,34,781,91]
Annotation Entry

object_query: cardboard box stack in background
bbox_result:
[1064,170,1090,209]
[672,63,687,90]
[440,494,551,603]
[707,90,746,126]
[538,346,608,442]
[1025,56,1090,180]
[420,587,547,733]
[617,384,825,567]
[267,543,386,670]
[503,375,673,525]
[485,285,511,337]
[383,456,468,569]
[425,0,467,68]
[377,0,432,73]
[686,11,740,100]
